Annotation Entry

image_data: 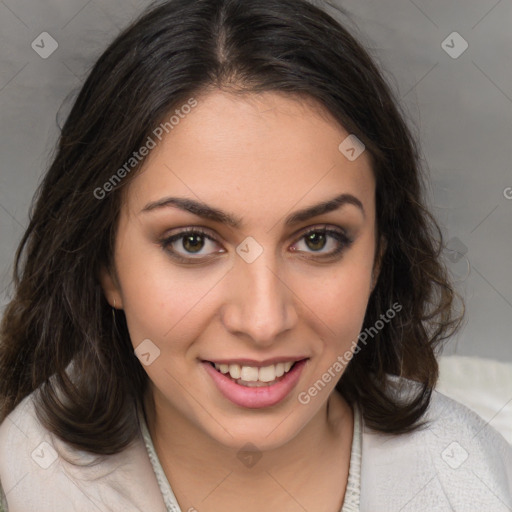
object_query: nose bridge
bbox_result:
[224,247,296,344]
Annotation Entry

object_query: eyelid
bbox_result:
[159,225,223,246]
[295,223,348,237]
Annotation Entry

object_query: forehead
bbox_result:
[124,90,375,221]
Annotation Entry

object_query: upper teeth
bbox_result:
[214,362,294,382]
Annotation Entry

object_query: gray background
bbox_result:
[0,0,511,362]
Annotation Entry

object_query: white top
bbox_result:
[1,378,511,511]
[436,355,512,444]
[138,402,362,512]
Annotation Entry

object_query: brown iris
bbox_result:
[305,232,326,251]
[182,234,205,253]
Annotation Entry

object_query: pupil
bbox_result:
[183,234,204,253]
[306,232,326,251]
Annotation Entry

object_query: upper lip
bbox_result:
[203,356,308,367]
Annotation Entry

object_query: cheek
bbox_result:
[301,251,374,350]
[120,272,223,352]
[315,274,370,336]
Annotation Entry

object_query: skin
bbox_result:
[101,89,383,512]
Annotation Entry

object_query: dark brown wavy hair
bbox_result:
[0,0,463,454]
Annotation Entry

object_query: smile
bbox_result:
[202,358,308,408]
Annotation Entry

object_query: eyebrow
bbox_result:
[141,193,365,227]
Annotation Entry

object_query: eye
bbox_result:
[160,228,225,262]
[290,225,353,259]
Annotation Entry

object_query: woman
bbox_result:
[0,0,510,510]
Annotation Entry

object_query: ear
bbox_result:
[99,264,124,309]
[371,235,387,293]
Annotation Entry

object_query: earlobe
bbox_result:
[99,265,123,309]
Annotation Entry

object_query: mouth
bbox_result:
[207,360,300,387]
[201,358,309,408]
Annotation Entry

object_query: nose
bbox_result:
[221,251,298,346]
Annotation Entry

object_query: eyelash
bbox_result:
[159,225,353,264]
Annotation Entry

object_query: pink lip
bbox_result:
[206,356,307,367]
[202,359,308,409]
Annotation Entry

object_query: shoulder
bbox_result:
[0,390,166,512]
[359,376,512,512]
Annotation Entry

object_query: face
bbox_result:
[101,89,381,451]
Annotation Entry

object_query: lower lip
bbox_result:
[202,360,307,409]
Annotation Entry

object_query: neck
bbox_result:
[143,387,353,491]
